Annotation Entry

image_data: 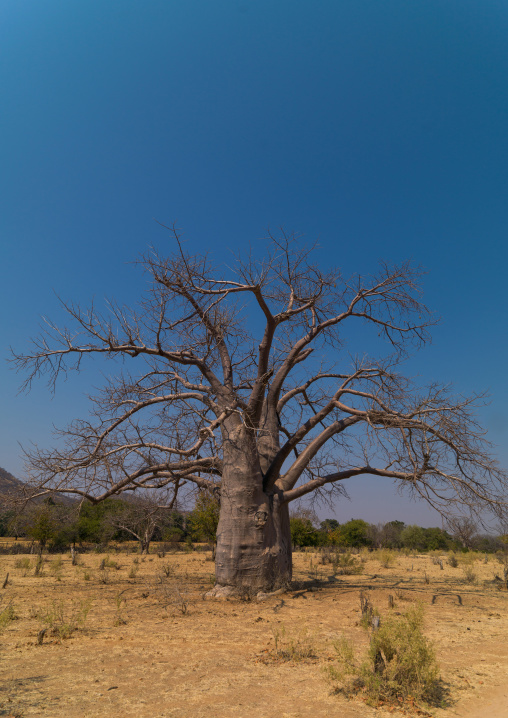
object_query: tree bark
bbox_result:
[214,488,292,592]
[211,424,292,593]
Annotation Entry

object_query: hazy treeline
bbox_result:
[290,512,506,553]
[0,494,505,554]
[0,492,220,554]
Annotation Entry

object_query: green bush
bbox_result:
[290,517,320,547]
[0,602,19,630]
[377,549,396,568]
[328,604,441,708]
[188,491,220,544]
[333,552,362,576]
[338,519,372,548]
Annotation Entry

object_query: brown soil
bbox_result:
[0,545,507,717]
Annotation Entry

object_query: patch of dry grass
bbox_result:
[0,545,505,717]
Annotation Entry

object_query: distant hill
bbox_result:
[0,467,75,505]
[0,467,26,497]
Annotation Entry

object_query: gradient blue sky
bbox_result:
[2,1,507,526]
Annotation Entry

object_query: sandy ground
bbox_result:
[0,545,507,717]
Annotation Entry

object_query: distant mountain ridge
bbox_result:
[0,466,26,496]
[0,467,75,505]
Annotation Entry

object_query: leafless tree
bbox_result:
[106,491,177,554]
[12,228,508,593]
[445,516,479,550]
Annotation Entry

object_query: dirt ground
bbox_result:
[0,543,507,718]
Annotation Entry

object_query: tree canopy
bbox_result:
[12,229,507,590]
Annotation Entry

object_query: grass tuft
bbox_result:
[377,549,396,568]
[271,624,317,662]
[40,599,93,640]
[0,602,19,629]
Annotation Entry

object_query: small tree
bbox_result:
[380,520,406,549]
[320,519,340,532]
[106,494,174,554]
[27,508,57,551]
[445,516,479,551]
[290,516,320,548]
[400,524,426,551]
[189,490,220,555]
[13,230,508,593]
[23,499,72,552]
[75,499,124,545]
[339,519,372,548]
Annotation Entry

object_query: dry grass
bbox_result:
[0,542,507,717]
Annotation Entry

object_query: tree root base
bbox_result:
[204,584,287,600]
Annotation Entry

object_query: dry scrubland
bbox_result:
[0,541,507,718]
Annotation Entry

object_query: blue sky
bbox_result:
[1,1,507,527]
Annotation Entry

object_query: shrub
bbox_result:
[14,557,31,571]
[50,556,64,579]
[113,593,127,626]
[447,553,458,568]
[41,599,92,640]
[128,565,138,579]
[152,573,191,615]
[271,624,317,661]
[34,555,45,576]
[462,567,477,584]
[290,517,320,547]
[102,556,121,570]
[377,549,396,568]
[0,602,19,630]
[328,604,441,708]
[333,552,362,576]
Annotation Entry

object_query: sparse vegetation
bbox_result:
[333,552,362,576]
[14,557,31,571]
[113,592,127,626]
[328,604,441,709]
[271,624,317,662]
[377,549,396,568]
[0,602,19,629]
[34,554,45,576]
[462,567,477,585]
[40,598,92,640]
[0,543,504,715]
[128,565,138,579]
[50,556,64,580]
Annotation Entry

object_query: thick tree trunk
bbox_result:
[214,488,292,593]
[210,424,292,594]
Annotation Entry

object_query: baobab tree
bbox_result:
[13,229,507,595]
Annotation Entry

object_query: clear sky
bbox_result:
[1,1,507,527]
